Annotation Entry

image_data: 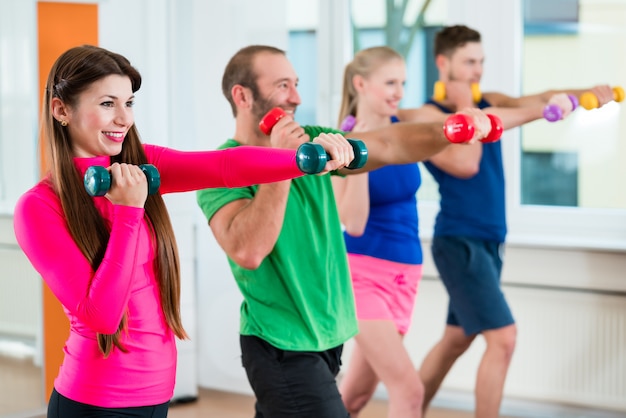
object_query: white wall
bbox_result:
[0,0,38,211]
[188,0,289,393]
[102,0,291,397]
[1,0,625,414]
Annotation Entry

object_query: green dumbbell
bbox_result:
[261,107,368,171]
[84,164,160,197]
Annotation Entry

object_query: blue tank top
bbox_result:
[344,116,423,264]
[423,99,506,242]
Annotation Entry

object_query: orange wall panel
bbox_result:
[37,1,98,399]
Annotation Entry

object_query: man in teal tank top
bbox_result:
[398,25,613,418]
[196,45,495,418]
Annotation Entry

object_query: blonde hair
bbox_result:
[337,46,404,127]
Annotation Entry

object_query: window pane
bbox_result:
[288,1,447,202]
[287,0,319,126]
[521,0,626,209]
[349,0,446,202]
[288,30,318,125]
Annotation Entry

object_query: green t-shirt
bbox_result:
[196,125,358,351]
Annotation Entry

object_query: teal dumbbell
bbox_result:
[260,107,368,171]
[84,164,160,197]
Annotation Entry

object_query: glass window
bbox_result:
[287,0,448,202]
[287,0,319,125]
[288,0,626,248]
[521,0,626,210]
[349,0,448,202]
[349,0,447,106]
[288,30,318,125]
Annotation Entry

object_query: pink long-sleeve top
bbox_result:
[13,144,304,407]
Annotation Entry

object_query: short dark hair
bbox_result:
[221,45,285,117]
[434,25,481,58]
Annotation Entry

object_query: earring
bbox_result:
[60,120,68,127]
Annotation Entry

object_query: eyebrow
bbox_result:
[100,94,135,101]
[274,77,298,85]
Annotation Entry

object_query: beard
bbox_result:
[252,95,278,127]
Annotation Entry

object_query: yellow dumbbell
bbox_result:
[579,86,625,110]
[433,81,482,103]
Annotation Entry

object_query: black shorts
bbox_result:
[47,388,169,418]
[240,335,349,418]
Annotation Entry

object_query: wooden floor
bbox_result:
[0,352,45,416]
[4,348,621,418]
[0,349,481,418]
[168,388,482,418]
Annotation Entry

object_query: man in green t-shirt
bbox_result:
[196,45,492,418]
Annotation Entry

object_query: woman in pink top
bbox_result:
[13,45,343,418]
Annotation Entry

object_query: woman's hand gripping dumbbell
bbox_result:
[579,85,624,110]
[84,163,161,198]
[443,110,503,144]
[260,107,368,173]
[543,94,579,122]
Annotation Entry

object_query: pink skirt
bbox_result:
[348,253,423,335]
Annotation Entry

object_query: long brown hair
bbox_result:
[41,45,187,357]
[337,46,404,127]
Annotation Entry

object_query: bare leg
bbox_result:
[474,324,517,418]
[339,340,379,418]
[419,325,474,414]
[342,320,424,418]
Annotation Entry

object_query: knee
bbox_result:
[488,325,517,360]
[444,333,474,357]
[405,376,425,408]
[342,391,372,415]
[501,325,517,354]
[452,339,472,356]
[388,372,425,410]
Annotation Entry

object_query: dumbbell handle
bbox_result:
[443,113,503,144]
[433,81,482,103]
[296,139,367,174]
[543,94,579,122]
[84,164,160,197]
[261,107,368,171]
[579,86,625,110]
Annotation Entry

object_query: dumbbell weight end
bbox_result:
[84,164,160,197]
[295,139,368,174]
[544,94,579,122]
[443,114,503,144]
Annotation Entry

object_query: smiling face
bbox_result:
[250,52,302,123]
[356,58,406,117]
[53,74,135,158]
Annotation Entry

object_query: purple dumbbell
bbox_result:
[340,115,356,131]
[543,94,579,122]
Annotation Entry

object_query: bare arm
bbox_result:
[346,121,450,173]
[331,174,369,236]
[482,105,544,129]
[484,84,614,108]
[401,103,559,178]
[398,104,482,178]
[209,181,291,270]
[398,88,585,177]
